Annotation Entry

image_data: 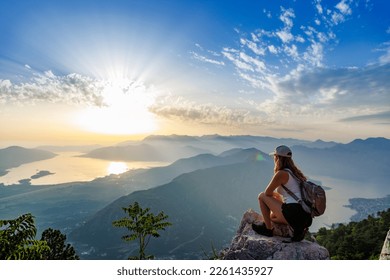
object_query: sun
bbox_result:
[76,78,158,135]
[107,162,128,175]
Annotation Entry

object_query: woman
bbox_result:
[252,145,312,241]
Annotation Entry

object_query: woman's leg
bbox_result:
[258,192,288,229]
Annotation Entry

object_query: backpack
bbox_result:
[282,169,326,218]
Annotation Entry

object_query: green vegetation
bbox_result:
[40,228,79,260]
[0,213,79,260]
[112,201,172,260]
[315,208,390,259]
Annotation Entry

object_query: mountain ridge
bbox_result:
[0,146,56,176]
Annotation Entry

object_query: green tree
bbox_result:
[0,213,49,260]
[315,208,390,259]
[0,213,79,260]
[112,202,172,260]
[40,228,79,260]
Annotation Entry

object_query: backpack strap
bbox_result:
[281,169,303,203]
[281,184,302,203]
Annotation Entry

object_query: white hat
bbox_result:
[269,145,292,158]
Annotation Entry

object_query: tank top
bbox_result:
[276,168,302,204]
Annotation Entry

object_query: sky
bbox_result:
[0,0,389,147]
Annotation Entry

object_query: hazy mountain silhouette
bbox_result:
[0,146,56,176]
[69,148,273,259]
[1,136,388,260]
[80,134,328,162]
[0,147,268,240]
[120,147,266,188]
[292,137,390,185]
[69,137,390,259]
[36,145,102,153]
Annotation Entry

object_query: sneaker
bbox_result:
[251,223,273,237]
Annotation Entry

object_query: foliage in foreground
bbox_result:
[112,201,172,260]
[315,208,390,259]
[0,213,79,260]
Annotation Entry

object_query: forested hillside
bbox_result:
[315,208,390,259]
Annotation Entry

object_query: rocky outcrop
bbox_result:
[222,209,329,260]
[379,229,390,260]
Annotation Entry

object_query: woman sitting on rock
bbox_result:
[252,145,312,242]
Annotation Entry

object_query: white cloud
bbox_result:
[284,44,299,60]
[303,41,323,67]
[149,95,269,127]
[190,51,225,66]
[263,64,390,116]
[188,0,384,129]
[240,38,266,55]
[0,72,104,106]
[268,45,278,54]
[222,48,254,72]
[279,7,295,29]
[0,70,159,108]
[335,0,352,15]
[276,30,294,43]
[376,42,390,65]
[315,0,323,14]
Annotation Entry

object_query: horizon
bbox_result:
[0,133,388,150]
[1,0,389,147]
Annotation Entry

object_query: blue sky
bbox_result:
[0,0,389,146]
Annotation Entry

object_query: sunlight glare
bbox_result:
[107,162,128,175]
[76,78,158,135]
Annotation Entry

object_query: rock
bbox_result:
[379,229,390,260]
[222,209,329,260]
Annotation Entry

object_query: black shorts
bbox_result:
[281,203,312,229]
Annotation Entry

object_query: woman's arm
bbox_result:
[264,170,289,196]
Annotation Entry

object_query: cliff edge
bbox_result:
[222,209,329,260]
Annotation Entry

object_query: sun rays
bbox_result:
[75,78,159,135]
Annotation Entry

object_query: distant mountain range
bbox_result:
[69,137,390,259]
[0,135,389,260]
[291,137,390,185]
[69,148,273,259]
[80,134,337,162]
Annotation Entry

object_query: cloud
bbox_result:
[149,95,270,127]
[0,70,159,108]
[335,0,352,16]
[339,111,390,123]
[194,4,345,91]
[261,63,390,118]
[0,71,105,106]
[190,51,225,66]
[377,42,390,65]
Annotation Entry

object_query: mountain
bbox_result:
[80,134,324,162]
[291,137,390,185]
[80,143,165,161]
[120,147,266,188]
[69,149,274,259]
[0,147,267,240]
[0,146,56,176]
[36,145,101,153]
[69,137,390,259]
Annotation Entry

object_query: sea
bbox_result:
[305,175,386,231]
[0,154,386,231]
[0,152,168,186]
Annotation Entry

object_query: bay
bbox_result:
[308,175,387,231]
[0,152,168,186]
